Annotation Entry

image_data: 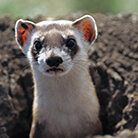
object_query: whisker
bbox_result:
[68,62,89,74]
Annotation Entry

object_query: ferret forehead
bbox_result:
[33,28,73,41]
[36,20,73,32]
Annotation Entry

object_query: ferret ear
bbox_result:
[73,15,97,44]
[15,19,35,47]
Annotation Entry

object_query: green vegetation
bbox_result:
[0,0,138,18]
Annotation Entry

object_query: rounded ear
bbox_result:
[73,15,97,44]
[15,19,35,47]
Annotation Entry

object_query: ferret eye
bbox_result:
[66,39,76,48]
[34,41,42,51]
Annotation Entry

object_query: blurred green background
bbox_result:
[0,0,138,18]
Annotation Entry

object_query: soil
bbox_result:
[0,13,138,138]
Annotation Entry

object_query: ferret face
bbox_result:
[29,21,79,77]
[15,15,97,77]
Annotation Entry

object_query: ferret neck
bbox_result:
[32,63,92,95]
[31,64,98,123]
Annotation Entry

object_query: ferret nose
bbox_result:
[46,56,63,67]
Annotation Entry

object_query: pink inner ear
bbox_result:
[17,21,34,46]
[78,20,96,42]
[82,21,92,41]
[17,26,28,45]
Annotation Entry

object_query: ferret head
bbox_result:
[15,15,97,77]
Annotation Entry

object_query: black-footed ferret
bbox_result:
[15,15,102,138]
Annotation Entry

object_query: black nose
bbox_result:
[46,56,63,67]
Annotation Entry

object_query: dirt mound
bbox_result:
[0,14,138,138]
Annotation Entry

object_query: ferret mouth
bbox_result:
[46,68,64,73]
